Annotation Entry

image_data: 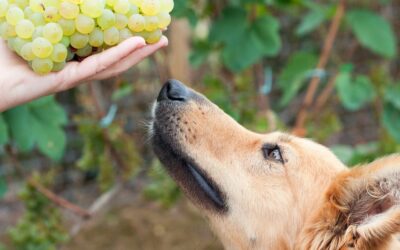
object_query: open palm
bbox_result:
[0,36,168,112]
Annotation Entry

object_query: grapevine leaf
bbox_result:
[209,7,247,45]
[384,83,400,109]
[346,10,397,58]
[0,114,9,146]
[296,10,326,36]
[336,74,376,111]
[382,102,400,143]
[4,106,35,152]
[0,176,7,199]
[252,15,281,56]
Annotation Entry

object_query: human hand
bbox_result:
[0,36,168,112]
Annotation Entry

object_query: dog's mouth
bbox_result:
[151,80,228,213]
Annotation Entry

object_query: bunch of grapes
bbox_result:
[0,0,173,74]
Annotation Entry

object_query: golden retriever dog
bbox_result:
[150,80,400,250]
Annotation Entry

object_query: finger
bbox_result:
[91,36,168,80]
[54,36,146,91]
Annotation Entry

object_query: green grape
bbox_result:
[1,22,17,38]
[157,11,170,29]
[52,61,65,71]
[0,0,9,18]
[115,13,127,29]
[81,0,105,18]
[32,58,53,74]
[106,0,116,7]
[23,6,34,18]
[140,0,160,16]
[145,28,161,44]
[66,0,81,4]
[10,37,28,53]
[43,0,60,8]
[29,0,45,12]
[160,0,173,12]
[43,6,60,22]
[129,0,142,6]
[31,25,43,38]
[42,22,62,43]
[60,36,69,47]
[75,14,94,34]
[32,37,53,58]
[70,32,88,49]
[20,42,35,60]
[119,28,131,42]
[144,15,158,31]
[15,19,35,39]
[6,6,25,25]
[58,18,75,36]
[89,27,103,47]
[59,1,78,19]
[66,47,74,60]
[15,0,29,9]
[97,9,115,30]
[103,26,118,45]
[51,43,67,62]
[75,44,92,57]
[128,14,144,32]
[113,0,129,14]
[29,12,45,25]
[126,4,138,16]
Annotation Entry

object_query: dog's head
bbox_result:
[150,80,400,249]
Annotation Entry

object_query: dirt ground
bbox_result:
[62,197,223,250]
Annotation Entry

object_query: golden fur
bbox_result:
[152,84,400,250]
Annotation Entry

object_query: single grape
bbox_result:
[126,4,138,16]
[24,6,34,17]
[32,58,53,74]
[81,0,105,18]
[129,0,142,6]
[141,0,160,16]
[128,14,144,32]
[29,12,46,25]
[20,42,35,61]
[114,13,127,29]
[6,6,25,25]
[51,43,67,62]
[59,1,79,19]
[75,44,92,57]
[157,11,170,29]
[0,0,9,18]
[106,0,117,7]
[15,19,34,38]
[89,27,103,47]
[10,37,29,54]
[43,6,60,22]
[32,37,53,58]
[32,25,43,39]
[15,0,29,9]
[52,61,66,71]
[1,22,17,38]
[113,0,129,14]
[104,26,119,45]
[29,0,45,12]
[60,36,70,46]
[145,28,161,44]
[119,28,132,42]
[144,15,158,31]
[70,32,89,49]
[58,18,75,36]
[97,9,115,30]
[43,0,60,8]
[75,14,95,34]
[160,0,173,13]
[66,47,75,60]
[42,22,63,43]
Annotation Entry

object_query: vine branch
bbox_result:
[292,0,346,136]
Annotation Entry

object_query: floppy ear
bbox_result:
[299,155,400,250]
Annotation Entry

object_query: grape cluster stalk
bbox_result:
[0,0,173,74]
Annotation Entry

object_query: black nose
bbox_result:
[157,80,189,102]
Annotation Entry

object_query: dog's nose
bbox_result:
[157,79,189,102]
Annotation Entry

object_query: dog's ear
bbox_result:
[300,155,400,250]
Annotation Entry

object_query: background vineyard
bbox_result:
[1,0,399,249]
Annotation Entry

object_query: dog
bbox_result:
[150,80,400,250]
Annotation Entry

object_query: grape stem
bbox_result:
[292,0,347,137]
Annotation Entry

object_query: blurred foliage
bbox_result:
[8,173,68,250]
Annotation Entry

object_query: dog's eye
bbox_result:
[262,144,283,163]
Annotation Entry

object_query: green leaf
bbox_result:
[346,10,397,58]
[252,15,281,56]
[278,52,318,106]
[0,114,9,146]
[336,74,376,111]
[296,10,325,36]
[382,102,400,143]
[384,83,400,109]
[4,96,67,160]
[0,176,7,199]
[331,145,355,164]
